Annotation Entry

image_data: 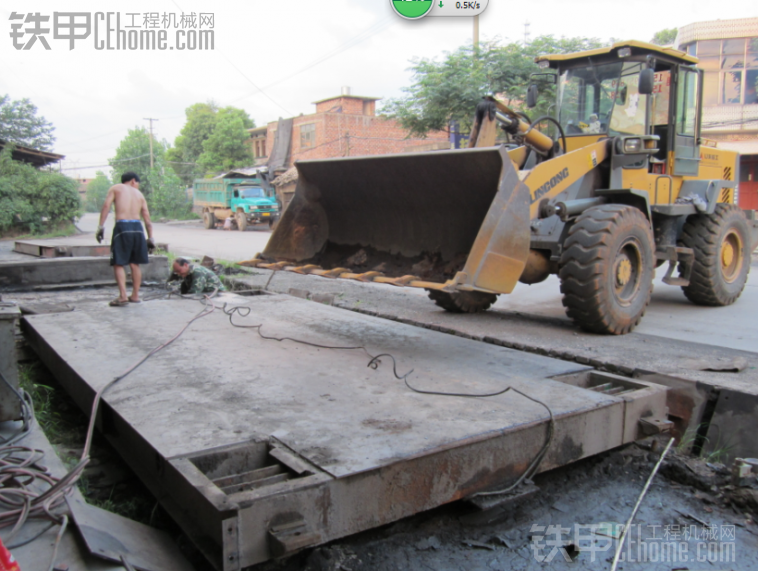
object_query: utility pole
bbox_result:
[524,21,530,45]
[473,14,479,51]
[144,117,158,169]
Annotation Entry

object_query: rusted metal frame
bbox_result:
[167,401,626,568]
[22,315,670,570]
[13,241,112,258]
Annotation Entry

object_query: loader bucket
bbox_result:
[261,146,531,293]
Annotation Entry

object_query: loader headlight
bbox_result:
[616,135,659,155]
[624,138,642,153]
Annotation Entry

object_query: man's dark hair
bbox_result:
[121,172,140,184]
[174,257,190,266]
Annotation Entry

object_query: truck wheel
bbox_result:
[427,289,498,313]
[678,203,750,306]
[269,218,278,231]
[203,211,216,229]
[559,205,655,335]
[236,211,247,232]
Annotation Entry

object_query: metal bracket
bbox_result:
[222,517,240,571]
[638,417,674,436]
[656,246,693,287]
[268,514,321,558]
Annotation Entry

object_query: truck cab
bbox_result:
[231,185,279,228]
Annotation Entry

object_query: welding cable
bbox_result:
[45,514,67,571]
[1,292,218,559]
[610,437,675,571]
[263,269,277,291]
[223,303,554,498]
[396,367,555,496]
[224,305,414,381]
[120,553,137,571]
[0,447,85,539]
[82,293,217,458]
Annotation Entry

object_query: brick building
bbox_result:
[676,17,758,209]
[253,88,450,170]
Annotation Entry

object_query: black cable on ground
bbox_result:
[224,302,555,495]
[0,292,219,566]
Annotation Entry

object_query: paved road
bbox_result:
[10,212,758,353]
[76,212,271,262]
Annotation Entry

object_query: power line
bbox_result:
[52,11,397,160]
[59,153,152,171]
[228,16,396,106]
[169,0,292,116]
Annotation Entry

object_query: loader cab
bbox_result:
[539,41,703,180]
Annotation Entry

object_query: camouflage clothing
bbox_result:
[182,264,226,294]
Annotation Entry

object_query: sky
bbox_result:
[1,0,755,179]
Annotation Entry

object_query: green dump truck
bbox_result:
[193,177,280,231]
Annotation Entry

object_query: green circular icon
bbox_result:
[391,0,434,20]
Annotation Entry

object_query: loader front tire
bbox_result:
[203,211,216,229]
[427,289,498,313]
[559,205,655,335]
[678,203,750,306]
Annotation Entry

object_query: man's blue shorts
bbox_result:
[110,220,148,266]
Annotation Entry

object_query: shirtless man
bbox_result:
[96,172,155,306]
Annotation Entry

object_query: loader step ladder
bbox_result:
[656,246,694,287]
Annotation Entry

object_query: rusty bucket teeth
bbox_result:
[291,264,322,275]
[354,271,385,283]
[388,275,421,287]
[321,267,349,279]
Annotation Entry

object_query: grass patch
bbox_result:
[1,221,80,241]
[18,360,167,527]
[19,362,86,446]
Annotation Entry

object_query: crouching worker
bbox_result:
[97,172,156,306]
[170,258,226,295]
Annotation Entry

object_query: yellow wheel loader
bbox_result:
[248,41,758,335]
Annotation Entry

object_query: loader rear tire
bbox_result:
[558,205,655,335]
[203,211,216,229]
[678,203,750,306]
[427,289,498,313]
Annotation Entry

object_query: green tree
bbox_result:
[197,107,254,174]
[110,128,191,218]
[84,171,111,212]
[382,35,603,138]
[0,145,80,234]
[109,127,163,200]
[168,102,219,185]
[651,29,678,46]
[149,166,192,219]
[0,95,56,151]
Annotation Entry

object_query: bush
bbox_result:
[0,145,81,234]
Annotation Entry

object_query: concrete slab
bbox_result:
[0,256,169,291]
[225,269,758,396]
[21,292,673,568]
[14,239,111,258]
